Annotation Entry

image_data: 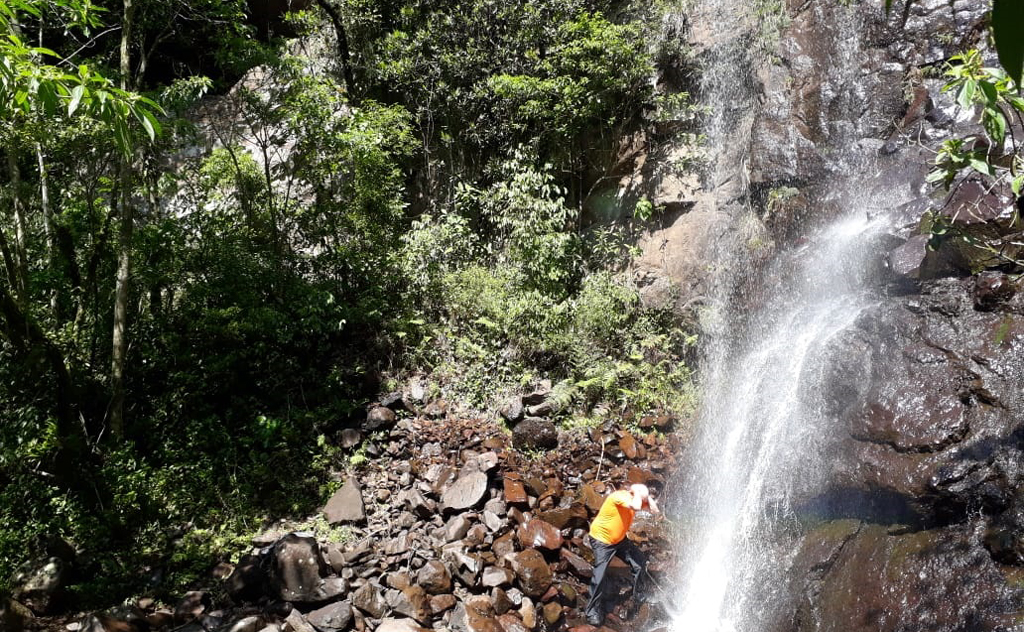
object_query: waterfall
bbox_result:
[667,0,894,629]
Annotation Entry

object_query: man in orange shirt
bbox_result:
[584,483,659,626]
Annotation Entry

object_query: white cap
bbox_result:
[629,483,649,510]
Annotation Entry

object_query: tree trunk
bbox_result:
[37,143,57,314]
[7,151,28,301]
[313,0,357,100]
[109,0,135,440]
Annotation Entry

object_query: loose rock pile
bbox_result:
[48,388,683,632]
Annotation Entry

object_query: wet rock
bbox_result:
[349,583,383,619]
[536,505,588,531]
[580,484,604,514]
[503,477,529,505]
[517,520,563,551]
[974,272,1017,311]
[618,433,639,460]
[416,560,452,595]
[323,478,366,524]
[364,406,397,432]
[306,601,352,632]
[511,550,552,598]
[442,471,489,512]
[777,523,1024,632]
[560,549,593,580]
[226,554,266,603]
[511,419,558,451]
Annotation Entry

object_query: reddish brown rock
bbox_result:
[560,549,593,579]
[580,484,604,514]
[430,594,456,615]
[536,505,588,530]
[517,519,563,551]
[503,477,528,505]
[365,406,397,431]
[512,550,552,598]
[492,532,517,559]
[416,560,452,595]
[497,614,530,632]
[492,588,513,616]
[618,433,639,460]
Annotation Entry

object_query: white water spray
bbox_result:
[667,0,893,629]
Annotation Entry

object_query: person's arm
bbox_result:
[646,497,660,514]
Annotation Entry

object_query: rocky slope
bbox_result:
[6,387,684,632]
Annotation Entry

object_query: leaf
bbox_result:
[982,108,1007,144]
[137,107,161,141]
[993,0,1024,86]
[1013,174,1024,197]
[68,84,85,116]
[957,79,976,109]
[968,157,995,177]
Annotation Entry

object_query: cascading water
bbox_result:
[667,0,896,630]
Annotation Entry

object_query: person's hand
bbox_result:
[647,497,660,515]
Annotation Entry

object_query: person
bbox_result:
[584,483,660,626]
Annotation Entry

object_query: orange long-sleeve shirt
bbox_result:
[589,490,635,545]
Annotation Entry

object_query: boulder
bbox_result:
[511,419,558,451]
[499,398,525,425]
[445,515,474,542]
[364,406,397,432]
[0,598,32,632]
[323,478,366,524]
[560,549,593,580]
[503,477,529,505]
[511,550,552,598]
[775,523,1024,632]
[535,505,588,531]
[284,609,316,632]
[430,594,456,615]
[225,554,266,603]
[268,534,332,602]
[351,583,386,619]
[442,471,489,512]
[416,560,452,595]
[517,520,563,551]
[12,557,66,614]
[451,601,503,632]
[226,616,263,632]
[388,586,430,624]
[340,428,362,449]
[305,601,352,632]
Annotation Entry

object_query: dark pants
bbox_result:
[585,535,646,620]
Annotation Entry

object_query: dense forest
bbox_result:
[0,0,698,603]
